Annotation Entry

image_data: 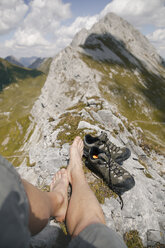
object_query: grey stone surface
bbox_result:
[147,229,164,246]
[78,121,101,132]
[72,13,162,75]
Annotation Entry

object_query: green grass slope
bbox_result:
[80,35,165,154]
[37,57,53,74]
[0,57,46,166]
[0,57,43,90]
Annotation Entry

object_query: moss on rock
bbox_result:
[124,230,144,248]
[54,104,98,146]
[138,159,153,179]
[89,178,117,204]
[67,101,86,112]
[60,222,68,235]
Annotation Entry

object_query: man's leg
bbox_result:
[22,168,69,235]
[66,136,105,237]
[66,137,127,248]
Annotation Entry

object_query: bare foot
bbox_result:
[67,136,84,183]
[49,168,69,222]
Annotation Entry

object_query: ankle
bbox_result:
[70,168,86,184]
[48,191,64,216]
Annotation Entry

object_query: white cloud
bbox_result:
[0,0,28,34]
[101,0,161,16]
[100,0,165,28]
[2,1,98,57]
[147,29,165,57]
[147,29,165,42]
[25,0,71,33]
[2,0,72,56]
[55,15,99,46]
[5,28,50,47]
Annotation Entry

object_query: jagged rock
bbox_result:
[147,229,164,246]
[79,109,94,120]
[72,13,162,74]
[78,120,101,132]
[97,109,120,128]
[90,110,104,124]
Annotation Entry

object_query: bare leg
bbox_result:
[66,136,105,237]
[22,168,69,235]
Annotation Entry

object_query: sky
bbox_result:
[0,0,164,59]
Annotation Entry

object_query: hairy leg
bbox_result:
[22,168,69,235]
[66,136,105,237]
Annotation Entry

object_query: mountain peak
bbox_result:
[71,12,162,74]
[5,55,24,67]
[28,57,45,69]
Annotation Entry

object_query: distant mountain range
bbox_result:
[19,56,38,67]
[28,57,46,69]
[0,57,44,90]
[4,55,52,72]
[5,56,24,67]
[0,56,47,169]
[28,57,53,74]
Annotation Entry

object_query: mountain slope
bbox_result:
[0,57,46,166]
[71,13,165,153]
[28,57,45,69]
[15,13,165,247]
[37,57,53,74]
[0,57,44,90]
[5,55,24,67]
[72,13,164,75]
[19,56,38,67]
[29,57,53,74]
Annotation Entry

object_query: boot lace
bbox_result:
[105,142,124,209]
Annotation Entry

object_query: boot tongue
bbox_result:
[98,152,108,162]
[99,132,108,142]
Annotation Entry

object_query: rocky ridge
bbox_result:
[71,13,164,75]
[17,13,165,247]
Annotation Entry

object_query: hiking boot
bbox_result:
[86,146,135,195]
[84,132,131,164]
